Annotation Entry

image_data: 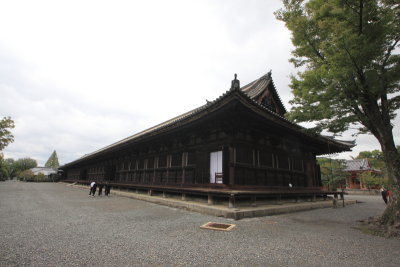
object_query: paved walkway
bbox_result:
[1,181,399,266]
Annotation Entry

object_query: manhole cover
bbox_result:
[200,222,236,231]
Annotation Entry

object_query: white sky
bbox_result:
[1,0,398,166]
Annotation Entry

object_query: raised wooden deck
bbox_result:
[64,180,345,208]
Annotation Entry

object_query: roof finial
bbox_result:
[267,69,272,78]
[230,73,240,90]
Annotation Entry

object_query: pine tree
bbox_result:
[45,150,60,168]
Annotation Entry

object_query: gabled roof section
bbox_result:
[240,71,287,116]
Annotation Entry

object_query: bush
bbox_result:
[34,173,46,182]
[18,169,34,181]
[358,171,384,189]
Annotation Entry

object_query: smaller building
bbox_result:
[30,167,58,181]
[344,159,381,189]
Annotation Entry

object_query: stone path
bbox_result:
[1,181,399,266]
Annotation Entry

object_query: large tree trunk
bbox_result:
[376,129,400,236]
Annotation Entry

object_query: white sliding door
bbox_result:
[210,151,223,183]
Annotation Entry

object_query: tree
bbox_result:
[17,169,34,181]
[13,158,37,176]
[0,154,6,180]
[357,171,384,190]
[1,158,17,179]
[0,117,15,151]
[276,0,400,234]
[45,150,60,168]
[317,157,347,190]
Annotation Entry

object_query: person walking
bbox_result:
[105,182,111,196]
[98,183,104,196]
[89,181,96,196]
[92,182,97,196]
[381,187,388,204]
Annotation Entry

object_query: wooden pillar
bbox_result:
[333,193,338,208]
[228,194,236,208]
[276,194,282,204]
[228,146,235,186]
[182,152,186,185]
[251,196,257,207]
[208,194,214,205]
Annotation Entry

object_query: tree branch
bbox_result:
[304,34,325,62]
[343,0,359,14]
[358,0,364,35]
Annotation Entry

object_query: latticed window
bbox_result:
[236,147,253,164]
[148,157,154,169]
[171,153,182,167]
[138,159,145,170]
[187,151,196,165]
[277,154,289,169]
[292,158,303,171]
[259,150,274,167]
[158,155,167,168]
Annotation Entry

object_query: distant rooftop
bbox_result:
[344,159,380,172]
[30,167,58,176]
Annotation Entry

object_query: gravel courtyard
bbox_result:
[1,181,399,267]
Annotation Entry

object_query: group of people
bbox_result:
[380,186,391,204]
[89,181,111,196]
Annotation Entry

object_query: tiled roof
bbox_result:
[63,72,355,167]
[345,159,371,171]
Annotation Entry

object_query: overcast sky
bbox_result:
[1,0,398,166]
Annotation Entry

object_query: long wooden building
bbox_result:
[61,72,354,204]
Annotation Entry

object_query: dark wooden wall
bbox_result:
[64,126,321,188]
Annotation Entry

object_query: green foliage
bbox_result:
[0,156,42,180]
[13,158,37,177]
[0,117,15,151]
[275,0,400,186]
[0,157,37,179]
[0,154,6,180]
[34,173,46,182]
[2,158,17,178]
[357,171,383,189]
[45,150,60,168]
[17,169,34,181]
[317,157,347,189]
[276,0,400,133]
